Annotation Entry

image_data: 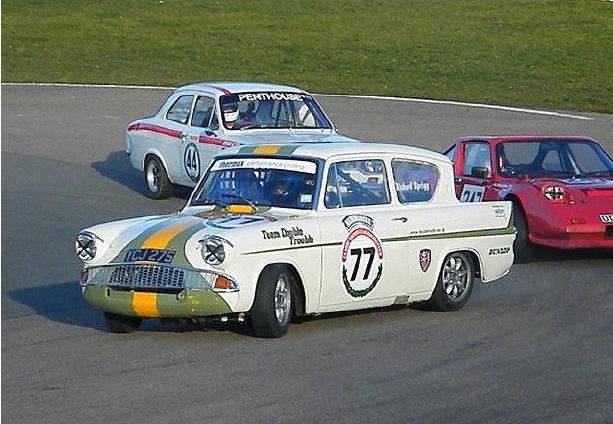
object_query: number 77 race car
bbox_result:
[77,142,515,337]
[126,81,360,199]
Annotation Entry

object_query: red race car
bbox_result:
[444,136,613,262]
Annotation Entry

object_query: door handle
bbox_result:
[392,217,408,223]
[204,129,217,137]
[180,132,188,141]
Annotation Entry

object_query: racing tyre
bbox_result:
[512,202,533,264]
[250,265,293,338]
[104,312,142,333]
[145,156,171,199]
[426,252,474,312]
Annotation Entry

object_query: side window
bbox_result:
[166,95,193,124]
[191,96,215,128]
[392,160,439,204]
[462,143,491,176]
[324,159,390,208]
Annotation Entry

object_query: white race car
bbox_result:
[77,143,515,337]
[126,82,360,198]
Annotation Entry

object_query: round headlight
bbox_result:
[76,233,97,262]
[201,237,226,266]
[542,185,564,201]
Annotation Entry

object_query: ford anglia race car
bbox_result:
[77,143,515,337]
[126,82,359,199]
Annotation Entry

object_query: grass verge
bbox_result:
[2,0,612,112]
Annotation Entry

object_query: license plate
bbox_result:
[599,214,613,223]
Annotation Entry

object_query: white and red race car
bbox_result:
[126,82,359,198]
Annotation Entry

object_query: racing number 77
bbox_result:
[349,247,375,281]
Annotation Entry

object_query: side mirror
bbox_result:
[471,166,490,179]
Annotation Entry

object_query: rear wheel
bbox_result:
[512,202,533,264]
[250,266,293,338]
[104,312,142,333]
[145,156,171,199]
[426,252,474,311]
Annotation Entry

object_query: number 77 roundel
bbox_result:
[341,215,384,298]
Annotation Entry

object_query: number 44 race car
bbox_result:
[77,142,515,337]
[126,82,360,199]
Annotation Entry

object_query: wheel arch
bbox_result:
[432,246,483,290]
[144,150,175,184]
[459,249,481,279]
[438,248,481,279]
[257,263,307,317]
[504,193,530,232]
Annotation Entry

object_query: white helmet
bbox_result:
[223,103,239,123]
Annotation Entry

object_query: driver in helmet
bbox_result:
[268,175,297,207]
[222,101,240,129]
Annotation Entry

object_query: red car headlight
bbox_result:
[542,185,565,202]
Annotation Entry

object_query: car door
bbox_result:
[182,95,217,185]
[316,156,410,312]
[161,93,195,185]
[389,158,443,295]
[455,141,497,202]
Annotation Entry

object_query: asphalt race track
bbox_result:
[2,85,613,423]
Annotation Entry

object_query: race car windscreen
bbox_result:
[497,141,613,178]
[190,157,320,210]
[219,92,332,130]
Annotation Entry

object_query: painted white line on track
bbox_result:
[2,82,177,90]
[320,94,594,121]
[3,82,594,121]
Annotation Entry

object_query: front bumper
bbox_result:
[82,286,232,318]
[80,263,236,318]
[530,223,613,249]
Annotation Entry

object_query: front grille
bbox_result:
[85,264,218,291]
[108,264,186,289]
[606,226,613,239]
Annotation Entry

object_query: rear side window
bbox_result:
[166,95,193,124]
[392,159,439,203]
[324,160,390,208]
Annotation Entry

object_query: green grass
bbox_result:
[2,0,612,112]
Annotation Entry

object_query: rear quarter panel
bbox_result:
[406,201,514,299]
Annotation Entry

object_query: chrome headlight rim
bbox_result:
[200,236,233,266]
[76,232,99,262]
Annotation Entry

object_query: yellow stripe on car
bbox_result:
[253,145,281,154]
[133,292,159,317]
[141,218,199,249]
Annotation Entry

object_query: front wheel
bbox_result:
[104,312,142,333]
[426,252,474,312]
[250,266,293,338]
[144,156,171,199]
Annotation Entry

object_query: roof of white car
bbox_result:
[176,82,307,95]
[223,142,451,164]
